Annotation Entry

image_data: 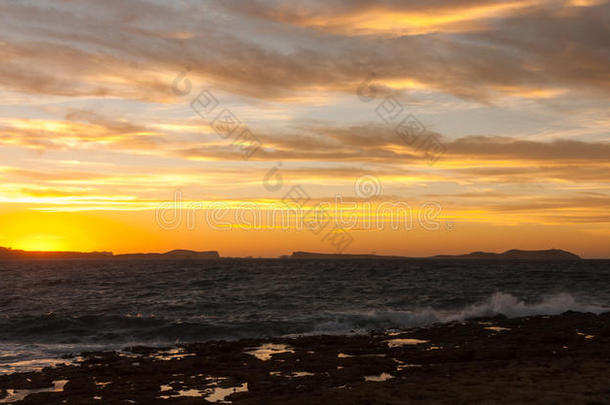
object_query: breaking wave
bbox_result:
[313,292,609,333]
[2,259,609,373]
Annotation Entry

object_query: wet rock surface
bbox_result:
[1,311,609,404]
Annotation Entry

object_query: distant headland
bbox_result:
[113,249,220,260]
[0,247,583,261]
[0,247,219,261]
[429,249,581,261]
[287,249,581,261]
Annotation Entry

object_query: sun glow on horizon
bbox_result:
[0,0,608,258]
[11,234,68,252]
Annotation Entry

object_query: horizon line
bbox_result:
[1,246,607,260]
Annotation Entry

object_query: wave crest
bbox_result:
[314,292,608,333]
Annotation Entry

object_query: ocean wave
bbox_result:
[0,292,608,374]
[313,292,609,333]
[1,293,607,344]
[438,292,607,322]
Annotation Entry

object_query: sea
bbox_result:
[1,259,609,374]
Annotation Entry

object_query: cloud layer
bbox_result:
[0,0,608,255]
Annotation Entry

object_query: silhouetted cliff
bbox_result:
[0,247,113,260]
[430,249,580,261]
[115,250,220,260]
[289,249,581,261]
[0,247,219,261]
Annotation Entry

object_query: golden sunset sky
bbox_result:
[0,0,608,257]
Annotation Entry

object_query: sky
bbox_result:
[0,0,608,257]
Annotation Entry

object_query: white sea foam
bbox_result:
[313,292,608,334]
[437,292,607,322]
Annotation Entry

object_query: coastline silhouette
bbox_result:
[0,246,582,261]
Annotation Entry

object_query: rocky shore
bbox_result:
[1,311,609,404]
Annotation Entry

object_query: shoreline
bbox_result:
[1,311,609,404]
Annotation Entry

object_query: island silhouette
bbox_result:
[286,249,580,260]
[0,247,581,261]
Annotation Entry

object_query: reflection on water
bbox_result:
[394,359,422,371]
[245,344,294,361]
[364,373,393,382]
[94,380,111,388]
[159,378,248,403]
[160,383,205,400]
[160,387,203,399]
[152,348,195,361]
[0,380,68,403]
[484,326,511,332]
[0,358,69,375]
[205,382,248,403]
[338,352,385,358]
[1,259,608,371]
[270,371,314,378]
[386,338,429,347]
